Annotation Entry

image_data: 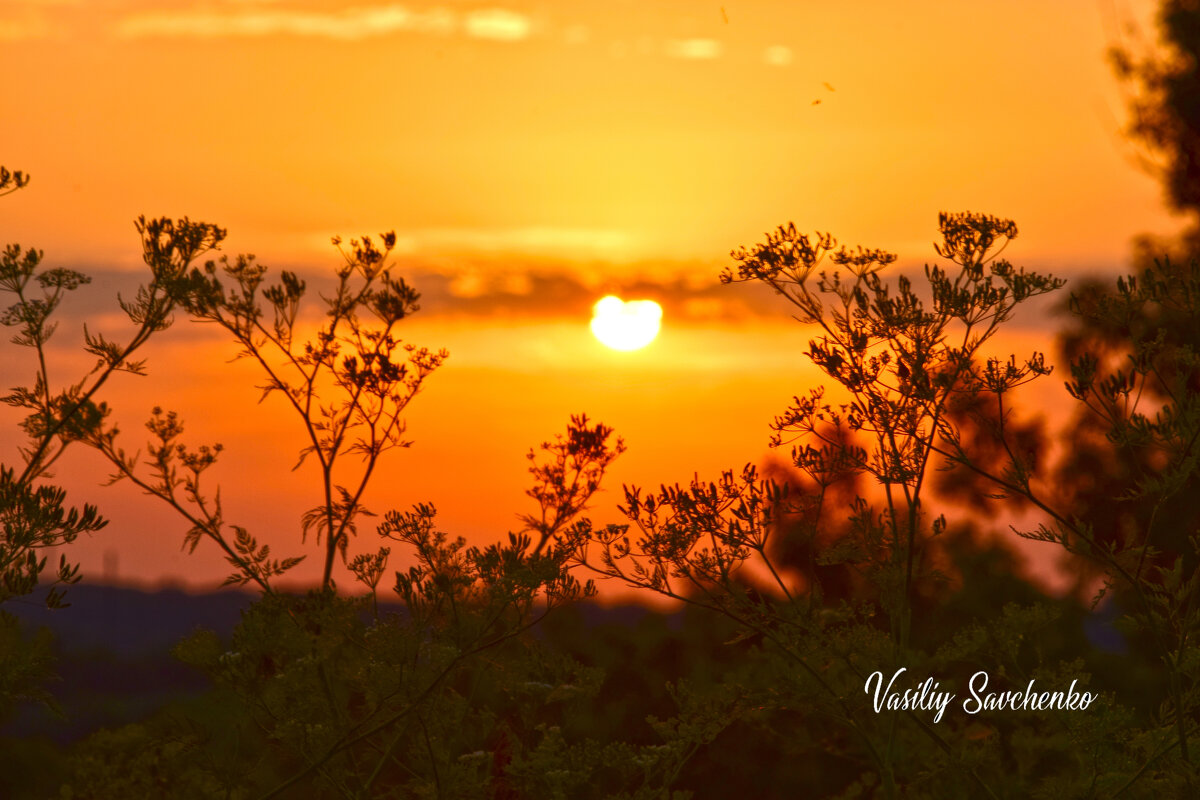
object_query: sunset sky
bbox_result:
[0,0,1182,593]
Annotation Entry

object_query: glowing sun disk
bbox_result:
[590,295,662,351]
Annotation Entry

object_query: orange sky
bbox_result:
[0,0,1183,593]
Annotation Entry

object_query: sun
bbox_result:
[590,295,662,351]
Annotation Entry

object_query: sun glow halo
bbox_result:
[590,295,662,351]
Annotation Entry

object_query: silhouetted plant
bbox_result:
[566,213,1200,797]
[44,217,679,795]
[1,166,92,610]
[1109,1,1200,239]
[16,199,1200,799]
[2,169,223,609]
[0,166,30,198]
[1053,258,1200,774]
[578,213,1058,628]
[62,415,674,799]
[89,406,299,592]
[1,167,225,728]
[87,231,448,590]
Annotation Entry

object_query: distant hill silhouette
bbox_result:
[7,583,255,658]
[2,582,657,743]
[3,583,255,742]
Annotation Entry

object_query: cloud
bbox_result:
[664,38,722,60]
[447,269,487,299]
[410,266,784,322]
[113,4,535,42]
[763,44,792,67]
[443,267,534,300]
[463,8,532,41]
[115,5,419,40]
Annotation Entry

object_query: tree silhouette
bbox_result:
[1049,1,1200,592]
[1111,0,1200,238]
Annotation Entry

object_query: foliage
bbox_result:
[569,212,1199,796]
[1,168,223,722]
[86,231,448,592]
[1109,0,1200,226]
[60,416,688,799]
[11,8,1200,797]
[2,188,225,610]
[7,154,1200,797]
[0,610,56,719]
[0,166,30,198]
[578,211,1059,639]
[1054,257,1200,771]
[16,210,661,795]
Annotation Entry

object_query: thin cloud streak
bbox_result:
[463,8,532,41]
[664,38,723,60]
[113,4,532,42]
[39,262,782,330]
[115,6,416,40]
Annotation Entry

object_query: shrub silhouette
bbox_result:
[567,212,1199,797]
